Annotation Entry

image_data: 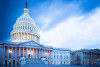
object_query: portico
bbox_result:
[3,41,52,65]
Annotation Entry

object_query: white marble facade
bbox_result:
[52,49,70,65]
[0,3,70,65]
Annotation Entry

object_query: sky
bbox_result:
[0,0,100,50]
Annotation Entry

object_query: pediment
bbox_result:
[21,41,43,47]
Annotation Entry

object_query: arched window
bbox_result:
[21,26,22,29]
[28,26,29,30]
[25,26,27,29]
[17,27,18,30]
[54,55,55,59]
[18,26,20,30]
[30,27,31,30]
[66,56,68,59]
[19,26,20,29]
[23,26,24,29]
[32,28,33,31]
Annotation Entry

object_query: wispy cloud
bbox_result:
[30,1,100,50]
[38,6,100,50]
[31,1,82,30]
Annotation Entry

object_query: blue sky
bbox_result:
[0,0,100,50]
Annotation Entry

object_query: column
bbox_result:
[46,50,49,59]
[7,60,9,65]
[39,49,40,58]
[44,50,45,57]
[18,33,19,39]
[30,48,31,58]
[7,47,9,58]
[26,48,28,58]
[29,34,30,40]
[3,46,6,64]
[36,49,37,58]
[15,60,16,65]
[40,49,41,58]
[16,33,17,39]
[23,47,24,57]
[15,33,16,40]
[30,34,32,40]
[17,33,18,39]
[33,48,34,58]
[11,47,13,58]
[49,50,50,59]
[18,33,20,40]
[3,46,5,64]
[15,47,17,58]
[13,33,15,40]
[41,49,43,58]
[32,34,34,40]
[33,35,34,40]
[11,60,13,65]
[31,34,33,40]
[4,46,5,58]
[21,33,22,39]
[3,59,5,65]
[24,33,25,40]
[19,48,21,57]
[27,33,28,40]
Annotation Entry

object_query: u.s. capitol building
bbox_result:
[0,2,70,65]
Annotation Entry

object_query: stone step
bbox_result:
[26,58,44,64]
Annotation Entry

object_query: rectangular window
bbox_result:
[57,56,58,59]
[66,56,68,59]
[64,56,65,59]
[54,55,55,59]
[60,56,62,59]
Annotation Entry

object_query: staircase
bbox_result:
[26,58,44,64]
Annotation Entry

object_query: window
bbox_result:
[17,27,18,30]
[28,26,29,30]
[66,56,68,59]
[54,55,55,59]
[18,26,20,29]
[64,56,65,59]
[32,28,33,31]
[23,26,24,29]
[64,61,65,64]
[60,56,62,59]
[25,26,27,29]
[57,56,58,59]
[21,26,22,29]
[30,27,31,30]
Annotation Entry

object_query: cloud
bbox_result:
[31,1,82,30]
[39,7,100,50]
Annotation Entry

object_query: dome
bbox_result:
[16,8,35,25]
[10,4,40,43]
